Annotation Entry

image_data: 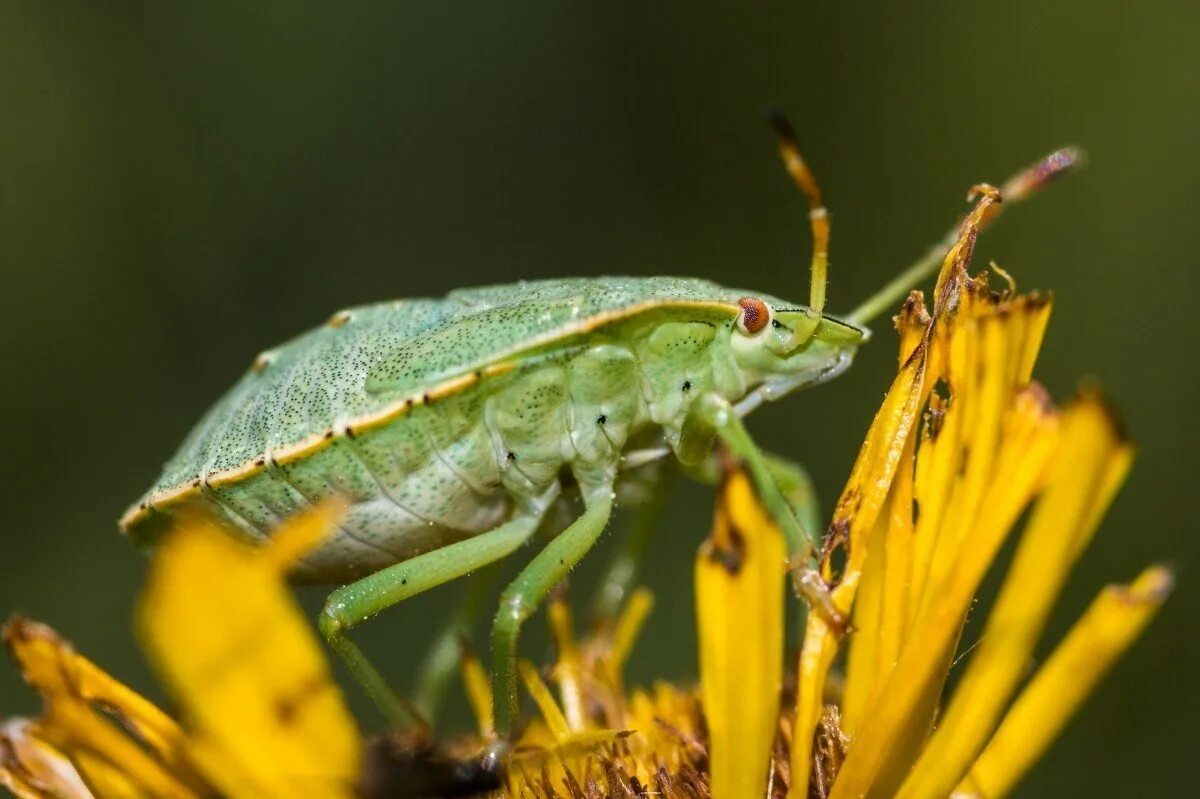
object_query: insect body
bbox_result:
[121,278,861,581]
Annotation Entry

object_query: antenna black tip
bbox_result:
[766,108,799,145]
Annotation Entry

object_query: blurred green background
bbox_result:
[1,3,1195,795]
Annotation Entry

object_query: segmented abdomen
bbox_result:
[175,338,652,582]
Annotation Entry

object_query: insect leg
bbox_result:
[319,513,541,730]
[762,451,821,540]
[683,449,822,543]
[844,147,1079,326]
[678,393,844,630]
[491,489,614,737]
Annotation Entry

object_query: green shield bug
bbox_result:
[121,115,1076,738]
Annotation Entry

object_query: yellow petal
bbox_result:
[791,322,931,799]
[697,467,786,799]
[956,566,1172,799]
[1,719,94,799]
[906,391,958,631]
[898,393,1131,798]
[607,587,654,685]
[3,617,202,799]
[137,504,360,799]
[840,425,918,742]
[54,725,170,799]
[877,429,918,685]
[838,510,886,737]
[518,660,571,743]
[790,615,842,799]
[460,646,494,741]
[547,600,588,732]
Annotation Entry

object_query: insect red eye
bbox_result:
[737,297,770,335]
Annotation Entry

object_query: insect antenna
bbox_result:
[769,110,830,348]
[845,146,1081,326]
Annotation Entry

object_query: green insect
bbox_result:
[121,116,1073,741]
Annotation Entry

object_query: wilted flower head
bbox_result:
[1,184,1170,799]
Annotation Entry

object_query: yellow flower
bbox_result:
[0,173,1170,799]
[462,187,1170,798]
[785,187,1172,799]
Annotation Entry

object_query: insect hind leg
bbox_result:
[319,513,541,730]
[491,488,615,737]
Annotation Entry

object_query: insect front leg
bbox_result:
[684,449,822,543]
[762,451,822,541]
[678,393,845,630]
[491,488,615,738]
[319,513,542,730]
